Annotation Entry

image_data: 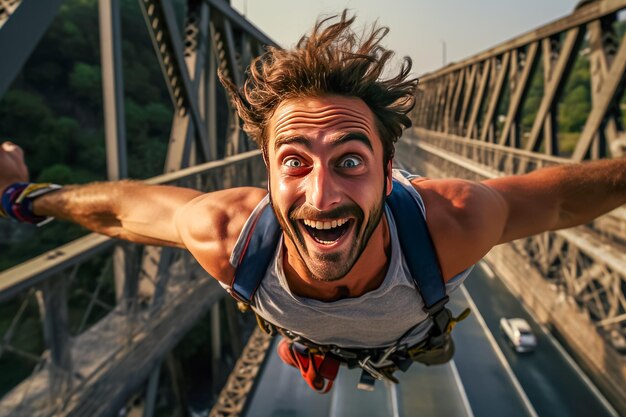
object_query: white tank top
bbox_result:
[227,171,472,349]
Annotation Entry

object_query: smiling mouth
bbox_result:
[300,218,353,245]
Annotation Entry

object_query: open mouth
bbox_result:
[300,218,353,245]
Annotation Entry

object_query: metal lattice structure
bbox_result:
[413,0,626,160]
[209,328,273,417]
[403,0,626,411]
[0,152,266,417]
[0,0,276,416]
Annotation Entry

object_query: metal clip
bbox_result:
[370,344,401,368]
[358,356,388,382]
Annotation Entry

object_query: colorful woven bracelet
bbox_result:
[1,182,62,226]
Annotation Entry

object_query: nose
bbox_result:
[307,165,341,211]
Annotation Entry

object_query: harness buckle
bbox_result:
[357,344,403,389]
[424,295,450,315]
[370,344,401,368]
[358,356,387,382]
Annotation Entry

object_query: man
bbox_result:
[1,12,625,392]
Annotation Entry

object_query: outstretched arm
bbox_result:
[484,158,626,243]
[0,141,203,247]
[413,158,625,281]
[32,180,203,247]
[0,141,266,269]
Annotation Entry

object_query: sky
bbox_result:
[230,0,577,76]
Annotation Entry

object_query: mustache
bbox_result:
[288,203,362,222]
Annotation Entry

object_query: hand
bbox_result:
[0,141,29,192]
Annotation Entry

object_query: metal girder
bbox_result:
[498,42,539,146]
[38,276,72,404]
[1,0,276,413]
[163,0,210,172]
[418,0,626,82]
[525,28,581,153]
[205,0,276,47]
[480,52,510,142]
[415,1,626,166]
[398,134,626,350]
[458,65,477,134]
[209,328,272,417]
[573,28,626,161]
[99,0,128,180]
[0,151,265,416]
[465,59,491,138]
[0,0,64,97]
[138,0,212,162]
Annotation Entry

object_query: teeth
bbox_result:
[303,218,349,230]
[314,238,335,245]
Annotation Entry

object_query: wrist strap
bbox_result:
[1,182,62,226]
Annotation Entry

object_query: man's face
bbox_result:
[267,95,392,282]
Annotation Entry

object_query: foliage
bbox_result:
[0,0,174,271]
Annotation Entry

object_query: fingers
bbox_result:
[1,141,25,163]
[0,141,29,183]
[1,141,23,156]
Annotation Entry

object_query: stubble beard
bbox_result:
[269,182,386,282]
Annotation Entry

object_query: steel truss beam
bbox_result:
[0,0,64,97]
[0,150,266,417]
[209,328,272,417]
[0,0,276,414]
[401,128,626,327]
[414,0,626,161]
[396,133,626,413]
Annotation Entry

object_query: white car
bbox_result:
[499,318,537,353]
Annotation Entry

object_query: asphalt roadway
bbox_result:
[243,264,619,417]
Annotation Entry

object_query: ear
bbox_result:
[385,160,393,197]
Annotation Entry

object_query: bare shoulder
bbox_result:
[175,186,267,284]
[409,177,507,281]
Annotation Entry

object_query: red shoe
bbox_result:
[277,338,340,393]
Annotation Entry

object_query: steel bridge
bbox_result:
[0,1,625,416]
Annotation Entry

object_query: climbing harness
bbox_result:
[228,179,470,392]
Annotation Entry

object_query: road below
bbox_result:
[462,262,618,417]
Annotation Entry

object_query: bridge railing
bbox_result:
[398,129,626,412]
[1,0,277,414]
[406,1,626,409]
[413,0,626,162]
[0,151,265,416]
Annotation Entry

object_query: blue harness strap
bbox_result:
[385,180,447,311]
[231,203,282,303]
[231,179,447,312]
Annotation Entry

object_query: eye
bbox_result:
[283,157,304,168]
[338,155,363,169]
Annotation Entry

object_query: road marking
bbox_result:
[460,284,539,417]
[482,260,620,417]
[479,260,495,279]
[450,359,475,417]
[385,380,401,417]
[537,324,619,417]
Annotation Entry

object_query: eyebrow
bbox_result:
[274,132,373,152]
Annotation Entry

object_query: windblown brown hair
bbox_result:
[219,10,419,164]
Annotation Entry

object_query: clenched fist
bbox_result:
[0,141,29,192]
